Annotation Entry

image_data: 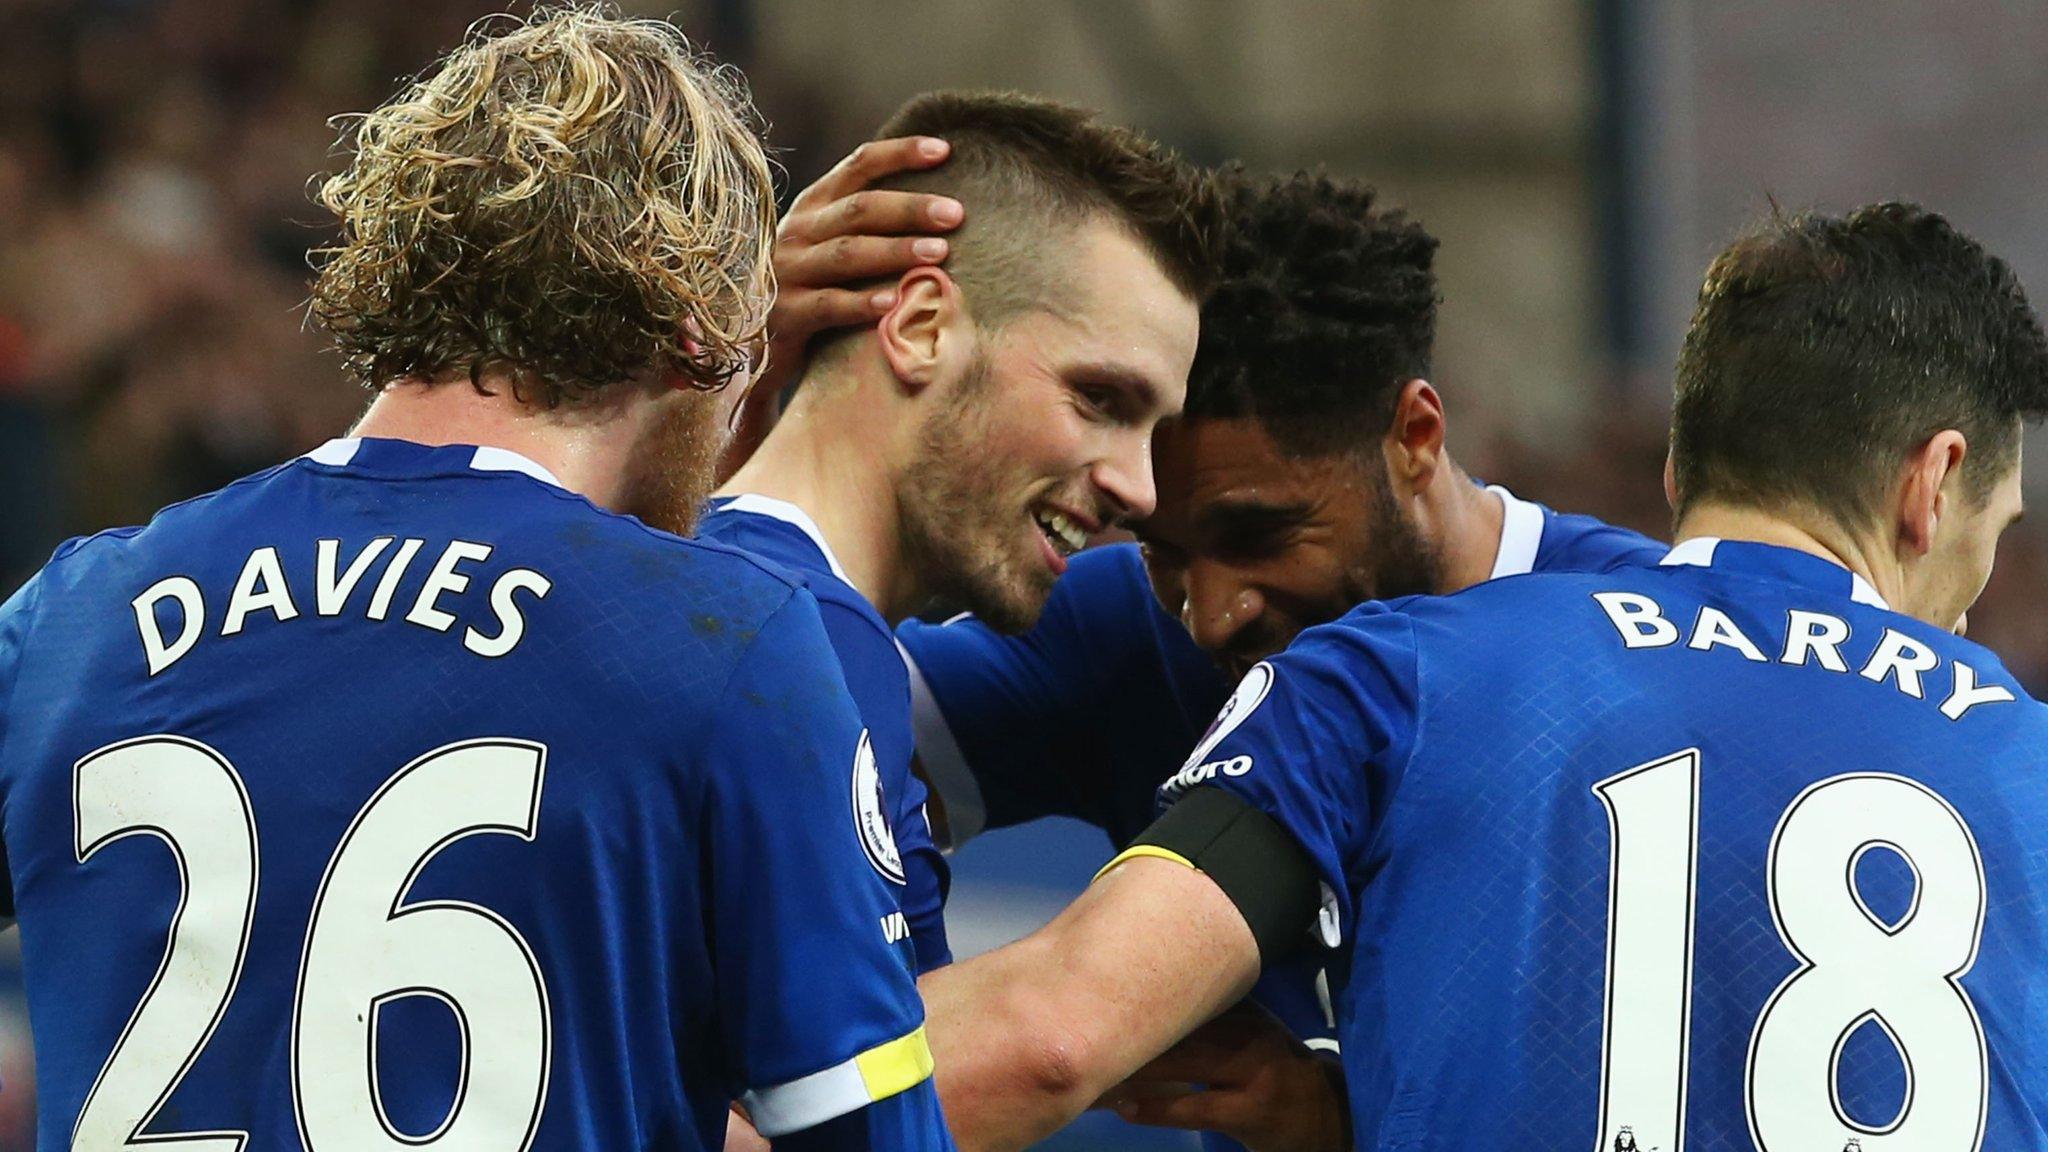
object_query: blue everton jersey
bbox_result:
[697,494,952,972]
[897,485,1663,848]
[0,437,952,1151]
[1187,538,2048,1149]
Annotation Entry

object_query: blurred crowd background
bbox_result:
[2,1,2045,1147]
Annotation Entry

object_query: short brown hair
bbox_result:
[867,90,1221,327]
[309,7,776,405]
[1672,201,2048,526]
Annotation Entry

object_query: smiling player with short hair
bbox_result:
[700,90,1222,980]
[926,200,2048,1150]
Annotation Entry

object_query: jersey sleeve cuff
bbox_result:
[740,1025,937,1137]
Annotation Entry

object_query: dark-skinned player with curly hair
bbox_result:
[744,155,1663,1152]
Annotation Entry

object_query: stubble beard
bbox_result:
[1355,461,1448,606]
[618,387,724,537]
[897,354,1057,633]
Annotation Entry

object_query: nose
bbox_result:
[1092,432,1158,524]
[1182,559,1265,656]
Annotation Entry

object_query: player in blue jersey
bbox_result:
[922,200,2048,1150]
[875,171,1660,1150]
[898,169,1661,855]
[0,13,953,1151]
[758,160,1663,1149]
[700,93,1219,983]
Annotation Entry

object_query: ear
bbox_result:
[1663,450,1679,513]
[874,266,967,397]
[1384,380,1447,490]
[1897,429,1968,556]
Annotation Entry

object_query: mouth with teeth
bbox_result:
[1032,505,1090,572]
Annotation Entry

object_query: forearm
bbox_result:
[921,858,1260,1152]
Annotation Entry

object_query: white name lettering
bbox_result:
[1781,609,1850,672]
[132,576,206,677]
[464,569,553,658]
[221,546,299,636]
[1592,592,2014,722]
[132,540,551,675]
[1687,606,1767,662]
[366,538,425,621]
[407,540,493,632]
[1594,592,1681,648]
[315,537,393,616]
[1941,658,2016,721]
[1859,628,1939,699]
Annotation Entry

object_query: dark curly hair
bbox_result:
[1184,168,1440,456]
[1672,201,2048,524]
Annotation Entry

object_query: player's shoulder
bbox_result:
[26,456,309,599]
[1438,549,2043,719]
[1534,505,1667,572]
[39,447,813,654]
[697,496,893,637]
[1484,483,1665,577]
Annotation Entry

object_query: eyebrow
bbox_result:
[1195,495,1315,534]
[1068,361,1165,416]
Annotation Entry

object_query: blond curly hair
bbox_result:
[309,6,775,404]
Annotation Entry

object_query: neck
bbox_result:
[350,372,660,511]
[1426,454,1507,593]
[1673,501,1901,605]
[717,370,917,620]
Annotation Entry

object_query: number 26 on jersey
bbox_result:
[72,734,551,1152]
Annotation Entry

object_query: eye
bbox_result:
[1073,383,1121,421]
[1216,522,1290,560]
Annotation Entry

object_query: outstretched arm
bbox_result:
[920,855,1261,1152]
[921,782,1328,1152]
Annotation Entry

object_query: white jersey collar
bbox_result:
[1485,485,1546,579]
[302,437,566,490]
[716,493,853,584]
[1659,536,1890,609]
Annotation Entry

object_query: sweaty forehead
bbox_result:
[1030,223,1199,381]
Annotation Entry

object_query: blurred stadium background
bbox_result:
[2,1,2045,1147]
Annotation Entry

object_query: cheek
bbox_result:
[1010,404,1100,479]
[1253,546,1349,608]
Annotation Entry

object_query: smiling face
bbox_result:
[1134,414,1444,679]
[897,221,1200,631]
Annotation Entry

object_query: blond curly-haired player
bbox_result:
[0,10,958,1151]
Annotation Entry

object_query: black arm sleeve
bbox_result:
[1116,786,1323,964]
